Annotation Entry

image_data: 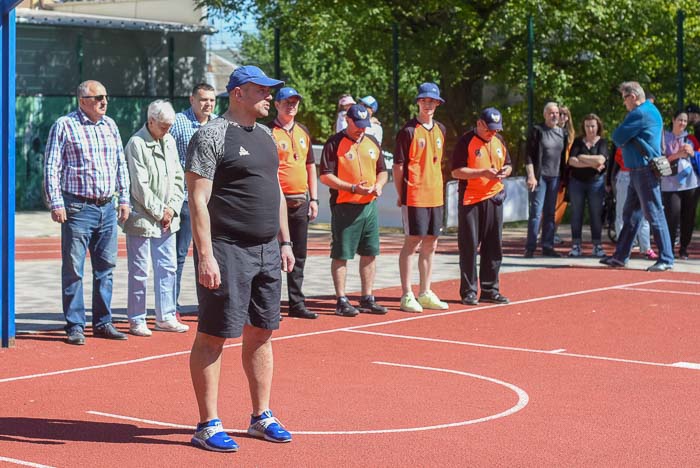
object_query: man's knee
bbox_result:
[242,325,273,347]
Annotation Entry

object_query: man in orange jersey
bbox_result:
[268,87,319,319]
[320,104,389,317]
[451,108,512,306]
[393,82,449,313]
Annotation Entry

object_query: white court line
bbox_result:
[345,329,700,371]
[671,362,700,370]
[0,457,55,468]
[548,349,567,353]
[89,361,529,435]
[621,287,700,296]
[0,278,679,384]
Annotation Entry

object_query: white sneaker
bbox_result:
[400,292,423,313]
[417,290,449,310]
[129,322,152,337]
[154,319,189,333]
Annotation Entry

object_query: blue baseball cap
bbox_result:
[359,95,378,114]
[226,65,284,92]
[275,87,303,102]
[480,107,503,130]
[345,104,371,128]
[416,82,445,103]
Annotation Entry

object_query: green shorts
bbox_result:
[330,201,380,260]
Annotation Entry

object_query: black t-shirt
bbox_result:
[569,137,609,182]
[186,118,280,243]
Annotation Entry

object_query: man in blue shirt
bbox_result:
[170,83,217,310]
[601,81,674,271]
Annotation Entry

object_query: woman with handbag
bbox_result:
[661,110,699,259]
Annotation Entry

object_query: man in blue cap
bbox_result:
[268,87,319,319]
[187,65,295,452]
[320,104,389,317]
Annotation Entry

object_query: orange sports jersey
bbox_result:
[268,121,314,195]
[394,118,447,207]
[320,132,387,205]
[451,130,511,206]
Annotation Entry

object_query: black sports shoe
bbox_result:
[523,249,534,258]
[66,329,85,345]
[93,323,128,340]
[358,295,388,315]
[646,262,673,272]
[335,297,359,317]
[288,305,319,319]
[461,292,478,306]
[542,248,561,258]
[479,293,510,304]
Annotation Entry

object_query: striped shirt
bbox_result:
[169,107,217,199]
[43,109,129,210]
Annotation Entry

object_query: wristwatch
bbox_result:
[280,241,293,247]
[310,198,319,204]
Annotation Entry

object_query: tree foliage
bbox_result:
[197,0,700,169]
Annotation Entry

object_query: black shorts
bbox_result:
[197,238,281,338]
[401,206,444,236]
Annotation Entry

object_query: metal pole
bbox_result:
[676,9,684,111]
[0,4,18,348]
[168,36,175,101]
[274,27,280,79]
[76,32,83,86]
[527,15,534,132]
[392,23,399,134]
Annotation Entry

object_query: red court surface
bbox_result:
[1,268,700,467]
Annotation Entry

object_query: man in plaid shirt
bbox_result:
[170,83,217,311]
[43,80,131,345]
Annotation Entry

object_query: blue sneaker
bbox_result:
[191,419,239,452]
[247,410,292,443]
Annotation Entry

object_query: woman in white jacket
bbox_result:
[123,100,188,336]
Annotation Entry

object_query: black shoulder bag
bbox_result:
[631,138,671,178]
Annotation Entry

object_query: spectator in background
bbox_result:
[335,94,356,132]
[170,83,217,313]
[685,104,700,137]
[524,102,569,258]
[394,82,448,313]
[553,105,575,245]
[661,110,699,259]
[567,113,609,257]
[360,95,383,146]
[269,87,319,319]
[43,80,130,345]
[122,100,188,336]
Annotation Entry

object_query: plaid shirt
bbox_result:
[43,109,129,210]
[170,107,217,199]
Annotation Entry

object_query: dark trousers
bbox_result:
[662,188,698,254]
[175,199,193,305]
[458,198,503,299]
[287,200,309,309]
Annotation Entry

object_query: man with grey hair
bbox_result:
[44,80,131,345]
[122,100,188,336]
[524,102,569,258]
[600,81,674,271]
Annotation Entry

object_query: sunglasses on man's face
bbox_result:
[81,95,108,102]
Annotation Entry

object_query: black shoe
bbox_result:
[480,293,510,304]
[647,262,673,272]
[358,295,388,315]
[599,256,626,268]
[461,292,478,306]
[524,249,534,258]
[288,305,319,320]
[93,323,128,340]
[66,329,85,345]
[335,297,359,317]
[542,248,561,258]
[679,251,689,260]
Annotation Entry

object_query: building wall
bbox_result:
[16,24,207,96]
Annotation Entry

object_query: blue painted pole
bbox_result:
[1,1,19,348]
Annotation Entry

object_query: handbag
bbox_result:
[631,138,672,178]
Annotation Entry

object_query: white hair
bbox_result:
[543,101,559,115]
[76,80,104,97]
[619,81,646,101]
[147,100,176,124]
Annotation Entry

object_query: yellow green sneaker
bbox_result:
[400,292,423,313]
[417,290,448,310]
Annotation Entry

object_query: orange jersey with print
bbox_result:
[394,118,446,207]
[451,130,511,206]
[268,121,314,195]
[320,132,386,205]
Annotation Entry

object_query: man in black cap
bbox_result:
[187,65,294,452]
[451,108,512,305]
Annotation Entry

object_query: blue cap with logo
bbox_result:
[480,107,503,131]
[226,65,284,92]
[359,95,378,114]
[416,82,445,103]
[275,87,303,102]
[345,104,371,128]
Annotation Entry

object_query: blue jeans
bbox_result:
[61,193,118,334]
[126,231,178,324]
[526,175,560,251]
[613,166,674,264]
[568,176,605,244]
[175,199,192,305]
